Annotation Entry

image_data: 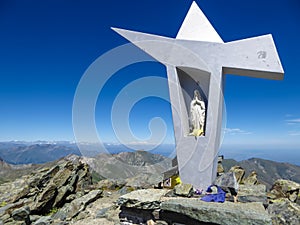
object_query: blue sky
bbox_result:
[0,0,300,161]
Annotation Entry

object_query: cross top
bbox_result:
[112,1,284,189]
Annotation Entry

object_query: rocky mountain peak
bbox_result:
[0,157,11,170]
[0,153,299,225]
[114,150,167,166]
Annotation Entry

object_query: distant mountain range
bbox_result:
[223,157,300,189]
[83,150,172,179]
[0,156,41,184]
[0,141,174,164]
[0,142,81,164]
[1,141,300,190]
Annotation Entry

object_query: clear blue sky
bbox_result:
[1,0,300,159]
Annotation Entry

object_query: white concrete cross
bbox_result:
[113,1,284,189]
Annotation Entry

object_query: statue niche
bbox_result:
[189,89,206,136]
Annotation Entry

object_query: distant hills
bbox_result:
[0,142,81,164]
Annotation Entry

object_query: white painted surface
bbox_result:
[113,1,284,189]
[176,1,223,43]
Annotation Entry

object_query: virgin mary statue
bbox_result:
[190,89,206,136]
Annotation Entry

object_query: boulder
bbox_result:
[117,189,169,210]
[217,163,225,175]
[270,179,300,203]
[53,185,73,208]
[75,163,92,191]
[31,183,57,214]
[238,184,267,204]
[173,183,193,197]
[4,221,26,225]
[244,171,258,185]
[96,207,111,218]
[10,158,94,216]
[11,206,30,224]
[52,167,72,188]
[229,166,245,184]
[214,172,238,190]
[268,198,300,225]
[217,156,225,176]
[55,189,103,220]
[97,179,126,191]
[32,216,52,225]
[125,173,163,189]
[118,186,135,195]
[37,166,60,189]
[161,198,272,225]
[29,215,40,223]
[0,200,26,218]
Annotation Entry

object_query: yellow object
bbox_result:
[164,175,181,188]
[193,129,204,136]
[174,176,181,185]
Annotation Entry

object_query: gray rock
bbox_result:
[53,185,73,208]
[67,173,78,191]
[31,183,57,213]
[51,166,72,188]
[12,206,30,224]
[173,183,193,197]
[217,156,224,176]
[118,186,135,195]
[5,221,26,225]
[0,213,11,224]
[96,207,110,218]
[76,210,89,220]
[117,189,169,209]
[75,163,92,191]
[161,198,272,225]
[125,173,163,189]
[65,193,81,202]
[97,179,126,191]
[32,216,52,225]
[270,179,300,203]
[29,215,41,223]
[217,163,224,175]
[10,159,94,217]
[52,209,67,221]
[268,198,300,225]
[244,171,258,185]
[0,200,26,217]
[214,171,238,190]
[229,166,245,184]
[238,184,267,204]
[56,190,103,220]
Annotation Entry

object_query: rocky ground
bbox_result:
[0,155,299,225]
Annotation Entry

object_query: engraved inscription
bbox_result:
[257,51,267,59]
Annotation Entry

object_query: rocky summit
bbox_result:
[0,153,299,225]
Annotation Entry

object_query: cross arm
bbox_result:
[222,34,284,80]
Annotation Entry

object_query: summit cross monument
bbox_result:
[113,1,284,189]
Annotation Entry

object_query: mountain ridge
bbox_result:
[223,157,300,189]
